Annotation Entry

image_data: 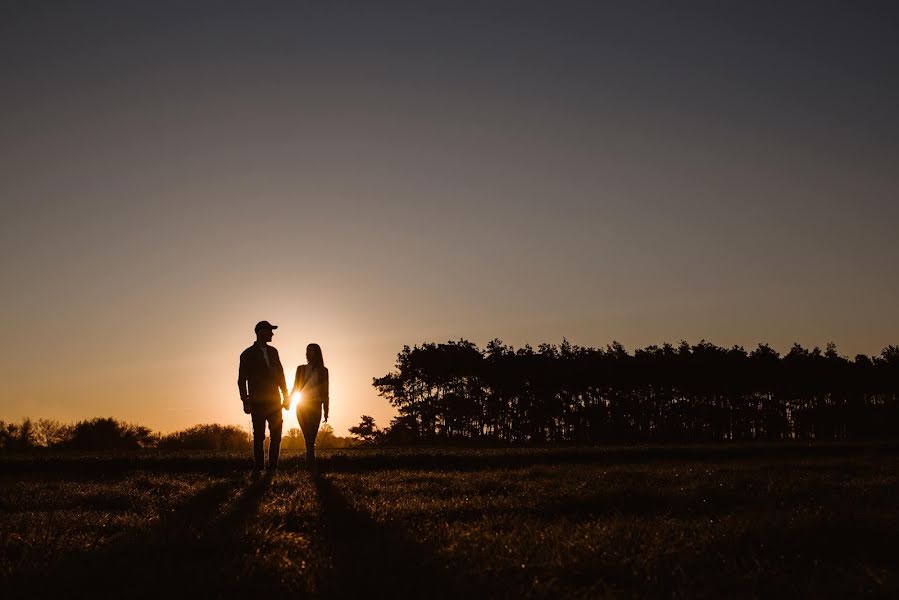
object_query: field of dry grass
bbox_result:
[1,444,897,598]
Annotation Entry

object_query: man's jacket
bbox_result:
[238,344,287,413]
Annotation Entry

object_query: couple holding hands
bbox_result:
[237,320,329,473]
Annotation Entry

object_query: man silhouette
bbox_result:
[238,320,289,473]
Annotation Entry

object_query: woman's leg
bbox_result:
[298,407,321,470]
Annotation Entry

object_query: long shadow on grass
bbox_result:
[3,474,274,599]
[313,474,469,600]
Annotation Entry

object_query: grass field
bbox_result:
[2,443,897,598]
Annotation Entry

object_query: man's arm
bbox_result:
[237,352,249,402]
[274,349,289,403]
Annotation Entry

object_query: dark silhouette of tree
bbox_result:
[316,423,356,449]
[64,417,155,450]
[34,419,71,447]
[1,418,72,449]
[349,415,382,445]
[157,424,250,451]
[281,427,307,451]
[373,339,899,444]
[0,418,357,452]
[0,418,36,450]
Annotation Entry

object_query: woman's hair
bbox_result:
[307,343,324,368]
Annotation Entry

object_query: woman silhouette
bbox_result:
[291,343,329,472]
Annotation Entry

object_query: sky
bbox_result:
[2,1,898,435]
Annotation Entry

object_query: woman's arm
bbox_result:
[323,368,330,421]
[291,365,303,395]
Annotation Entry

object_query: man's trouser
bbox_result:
[251,408,283,469]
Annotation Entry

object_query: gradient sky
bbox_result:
[2,1,898,435]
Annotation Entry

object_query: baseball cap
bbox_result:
[254,320,278,333]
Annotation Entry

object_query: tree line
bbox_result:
[367,339,899,444]
[0,417,356,451]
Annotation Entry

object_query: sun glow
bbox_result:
[290,390,301,410]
